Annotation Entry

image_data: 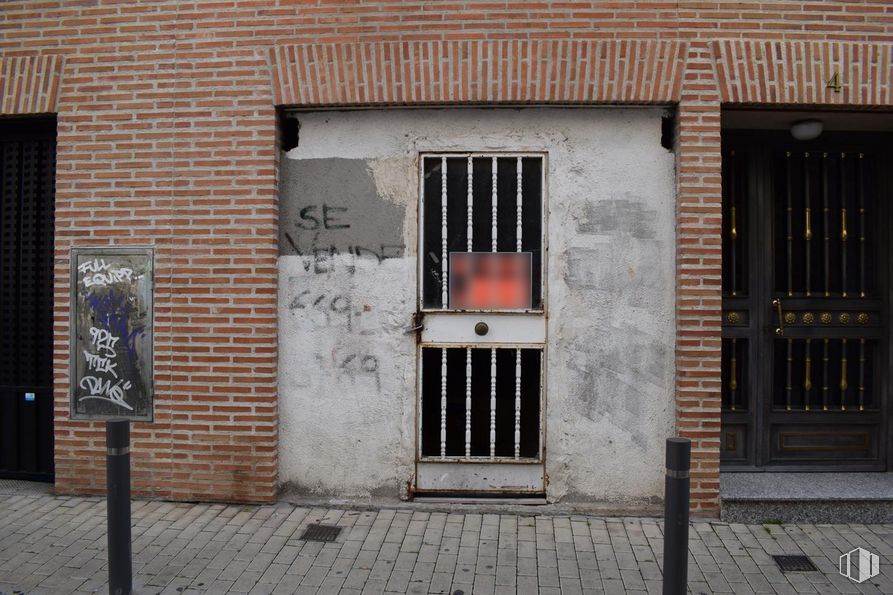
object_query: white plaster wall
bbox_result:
[278,108,676,504]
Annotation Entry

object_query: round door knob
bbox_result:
[474,322,489,336]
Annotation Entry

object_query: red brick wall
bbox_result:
[1,2,892,510]
[675,40,724,515]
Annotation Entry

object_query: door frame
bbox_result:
[721,129,893,472]
[413,151,549,494]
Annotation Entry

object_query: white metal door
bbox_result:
[415,153,546,494]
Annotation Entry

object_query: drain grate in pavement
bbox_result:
[773,555,817,572]
[299,523,342,542]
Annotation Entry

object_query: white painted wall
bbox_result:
[278,108,676,505]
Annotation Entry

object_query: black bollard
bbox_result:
[106,419,132,595]
[662,437,691,595]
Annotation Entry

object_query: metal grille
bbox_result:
[773,555,817,572]
[775,152,875,298]
[0,118,56,481]
[299,524,342,542]
[420,347,542,459]
[420,154,543,310]
[772,337,877,412]
[418,154,545,464]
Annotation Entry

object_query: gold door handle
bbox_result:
[773,298,785,336]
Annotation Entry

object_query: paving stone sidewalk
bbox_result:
[2,482,893,595]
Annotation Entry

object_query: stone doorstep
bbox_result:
[721,472,893,523]
[721,499,893,524]
[721,472,893,501]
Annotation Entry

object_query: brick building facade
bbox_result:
[2,2,892,516]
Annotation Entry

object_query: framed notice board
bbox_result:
[70,247,154,421]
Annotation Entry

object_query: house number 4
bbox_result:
[826,71,843,93]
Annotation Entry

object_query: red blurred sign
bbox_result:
[449,252,532,310]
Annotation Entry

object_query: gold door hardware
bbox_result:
[859,338,866,411]
[729,337,738,411]
[822,338,830,411]
[804,207,812,241]
[840,338,848,410]
[803,338,812,411]
[772,298,785,335]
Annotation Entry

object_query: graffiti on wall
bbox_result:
[280,157,413,395]
[281,203,405,274]
[284,281,382,391]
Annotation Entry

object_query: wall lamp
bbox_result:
[790,119,823,141]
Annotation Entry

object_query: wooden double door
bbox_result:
[722,131,892,471]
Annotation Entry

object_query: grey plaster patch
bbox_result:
[576,198,658,239]
[564,333,667,445]
[278,157,406,261]
[563,239,666,314]
[721,472,893,501]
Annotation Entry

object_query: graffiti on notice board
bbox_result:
[71,248,153,421]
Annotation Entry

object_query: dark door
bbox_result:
[722,130,892,471]
[0,118,56,482]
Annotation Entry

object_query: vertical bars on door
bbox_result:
[440,157,448,458]
[490,157,497,458]
[421,153,543,308]
[775,151,874,298]
[420,347,542,459]
[515,157,523,459]
[769,337,878,412]
[465,157,473,459]
[420,153,544,461]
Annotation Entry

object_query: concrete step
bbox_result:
[721,472,893,523]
